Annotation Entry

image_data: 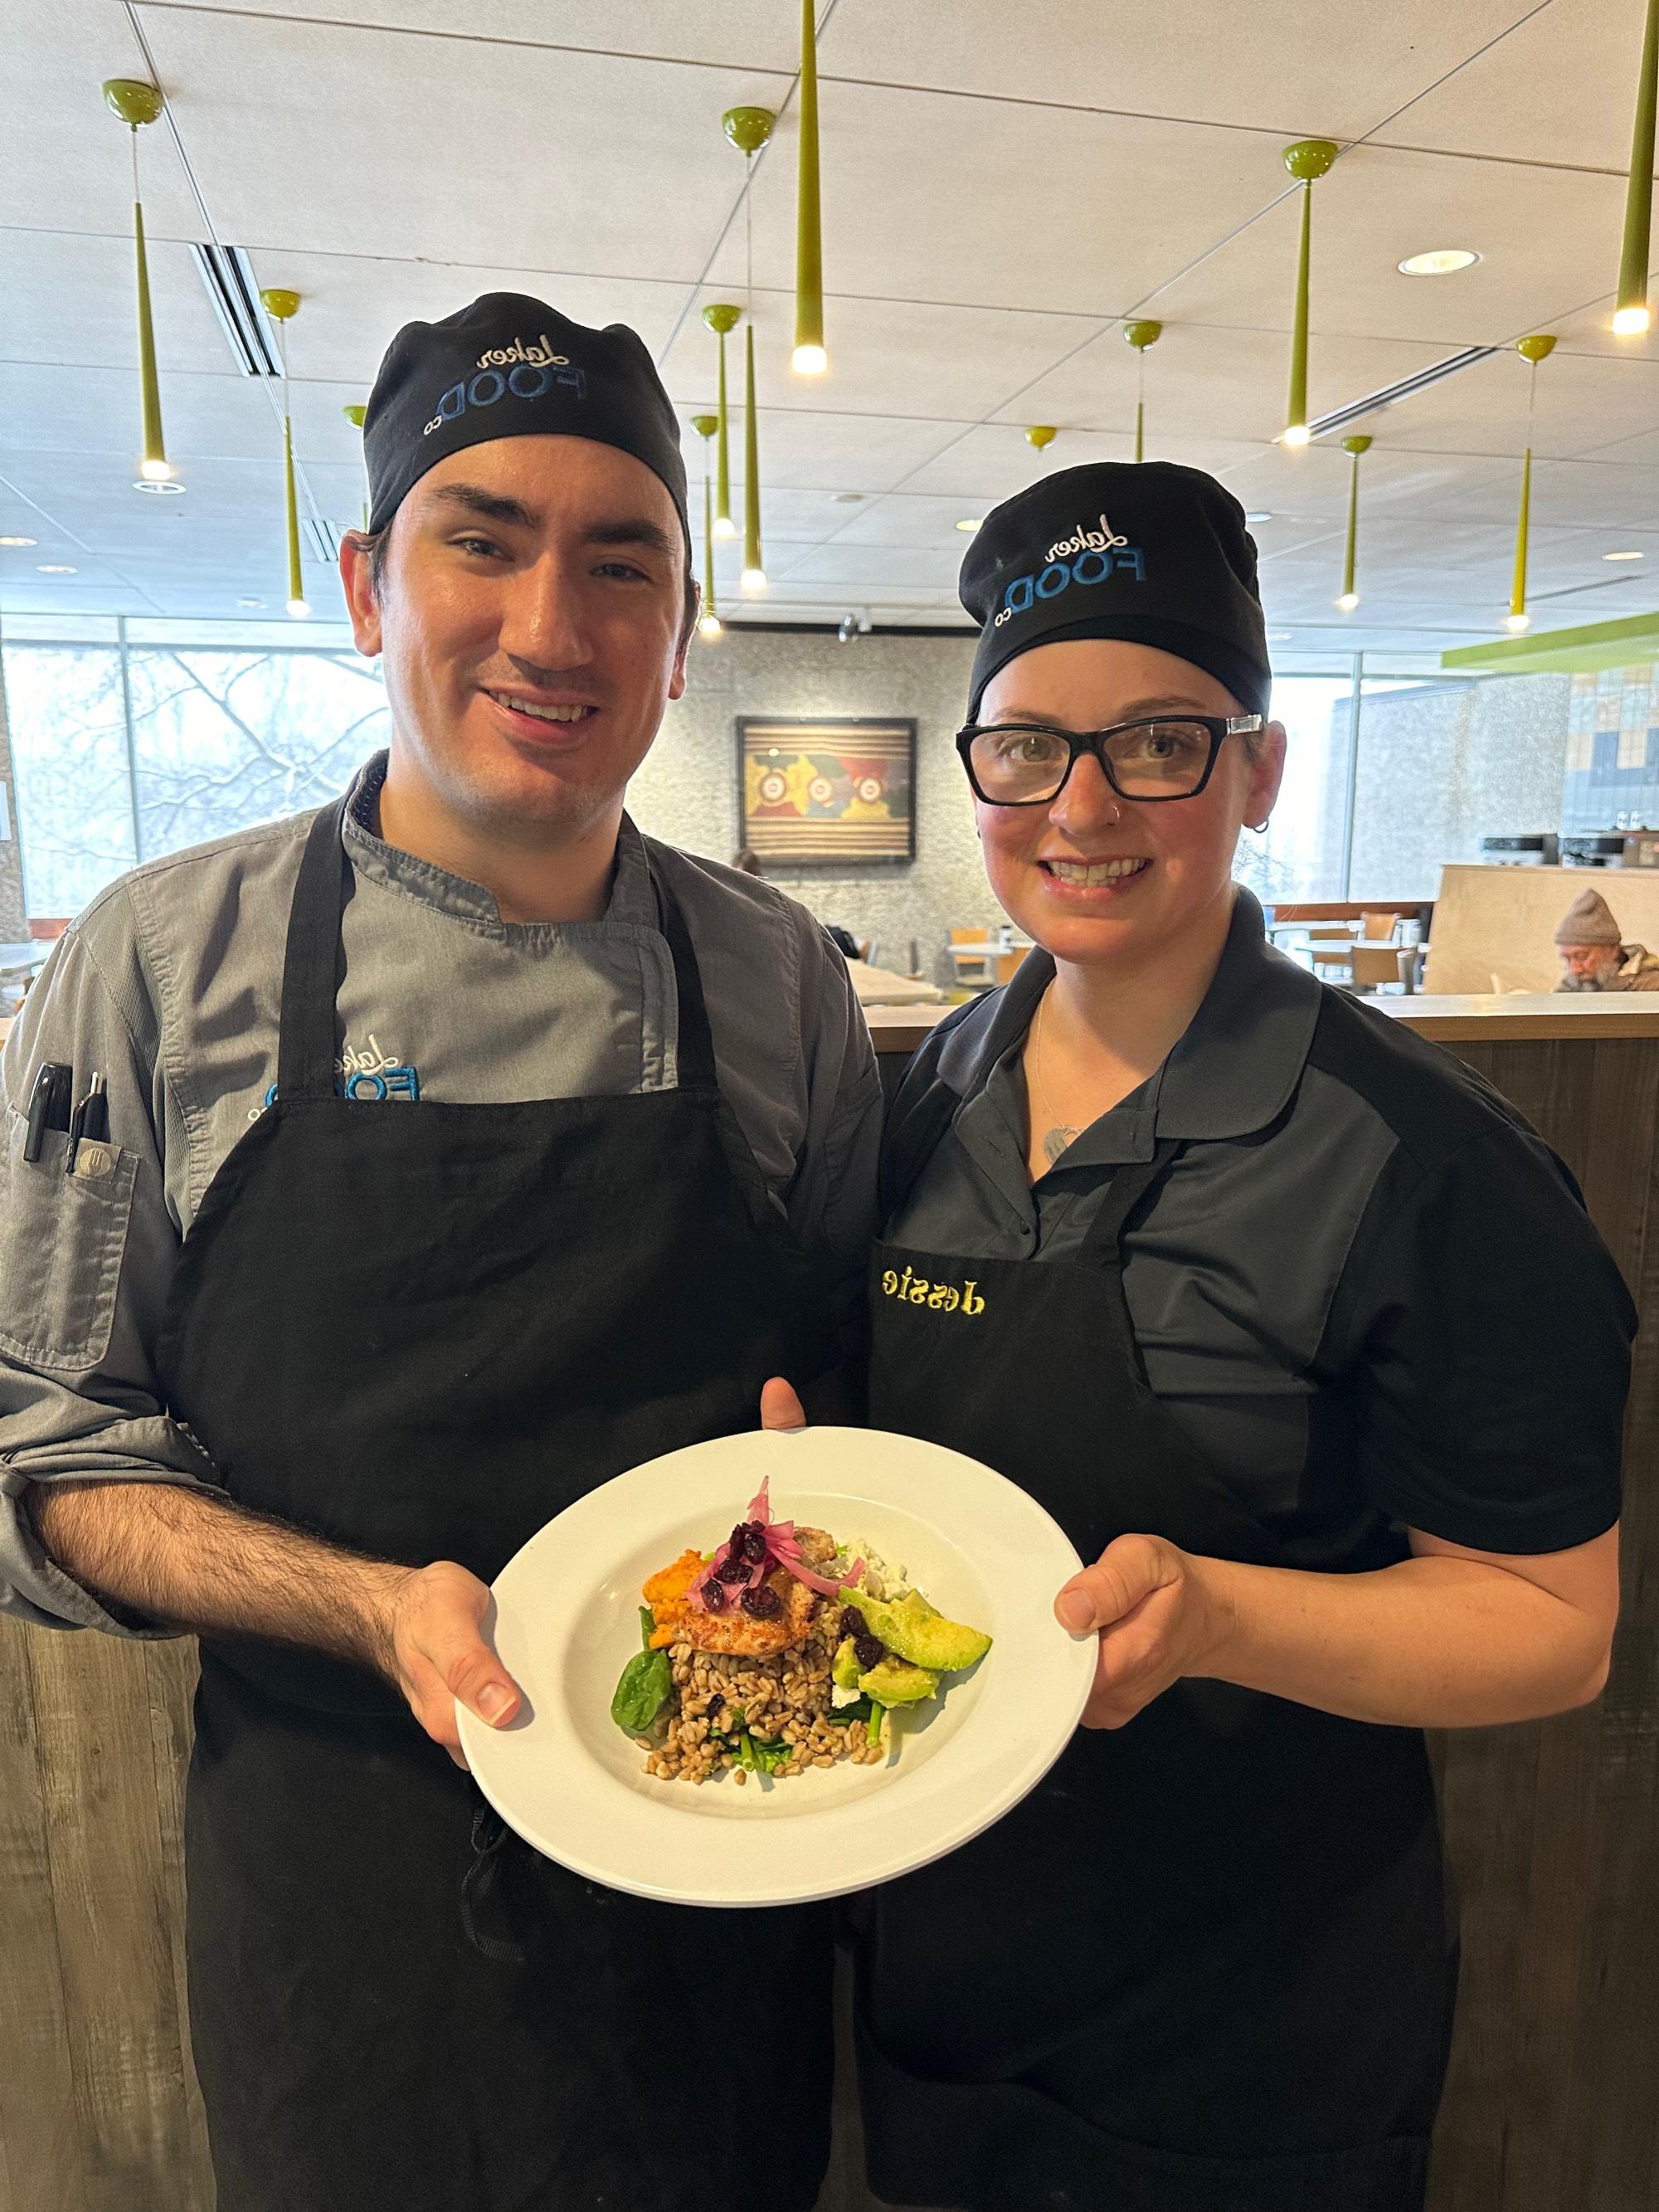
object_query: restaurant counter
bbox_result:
[2,997,1657,2210]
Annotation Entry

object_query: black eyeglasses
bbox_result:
[956,714,1263,806]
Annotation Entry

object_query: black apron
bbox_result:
[857,1084,1458,2212]
[155,800,840,2212]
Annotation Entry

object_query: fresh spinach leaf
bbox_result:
[611,1605,674,1733]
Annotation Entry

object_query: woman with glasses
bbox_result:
[844,464,1631,2212]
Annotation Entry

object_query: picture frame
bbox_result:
[736,715,917,865]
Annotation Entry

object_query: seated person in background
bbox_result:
[1554,888,1659,992]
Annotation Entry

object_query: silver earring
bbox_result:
[1248,818,1269,834]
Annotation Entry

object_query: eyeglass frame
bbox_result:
[954,713,1266,806]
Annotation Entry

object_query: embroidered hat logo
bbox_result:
[1045,513,1129,563]
[474,332,570,372]
[992,514,1147,629]
[422,348,587,436]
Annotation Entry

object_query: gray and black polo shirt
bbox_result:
[884,889,1632,1563]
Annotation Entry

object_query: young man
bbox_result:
[0,295,880,2212]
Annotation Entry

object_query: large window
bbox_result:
[1232,671,1357,905]
[4,618,388,919]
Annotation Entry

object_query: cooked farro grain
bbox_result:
[645,1592,867,1786]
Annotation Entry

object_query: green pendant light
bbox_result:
[1027,425,1057,456]
[793,0,826,374]
[103,80,180,495]
[343,402,368,529]
[1614,0,1659,335]
[1123,321,1163,462]
[702,305,741,538]
[722,105,776,592]
[260,288,308,617]
[742,324,765,590]
[691,414,722,638]
[1281,139,1340,446]
[1336,434,1371,611]
[1507,335,1557,634]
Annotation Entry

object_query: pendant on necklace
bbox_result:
[1043,1125,1081,1166]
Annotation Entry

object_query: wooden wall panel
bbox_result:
[0,1630,88,2212]
[1424,1036,1659,2212]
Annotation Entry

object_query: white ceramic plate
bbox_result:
[456,1425,1096,1907]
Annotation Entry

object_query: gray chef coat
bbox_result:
[0,753,882,1635]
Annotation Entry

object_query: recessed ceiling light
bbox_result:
[1245,512,1273,524]
[236,596,266,607]
[133,477,187,495]
[0,534,37,547]
[36,563,76,574]
[1603,550,1645,562]
[1398,249,1481,277]
[956,518,982,533]
[1266,631,1293,643]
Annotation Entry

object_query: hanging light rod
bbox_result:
[103,78,175,490]
[1613,0,1658,334]
[1281,138,1340,447]
[1297,345,1501,441]
[792,0,826,375]
[260,285,309,618]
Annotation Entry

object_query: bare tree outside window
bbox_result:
[4,640,391,921]
[126,649,389,856]
[3,646,138,917]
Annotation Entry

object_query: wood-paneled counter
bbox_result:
[3,995,1656,2211]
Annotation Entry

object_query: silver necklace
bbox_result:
[1029,991,1082,1167]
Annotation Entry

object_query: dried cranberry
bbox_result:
[738,1523,768,1566]
[854,1635,885,1669]
[839,1607,867,1642]
[714,1552,751,1585]
[741,1583,782,1620]
[701,1580,727,1612]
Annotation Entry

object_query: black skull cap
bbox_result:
[960,461,1272,719]
[364,292,688,552]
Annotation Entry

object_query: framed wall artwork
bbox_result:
[737,716,917,864]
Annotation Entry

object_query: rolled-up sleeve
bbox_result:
[0,922,216,1637]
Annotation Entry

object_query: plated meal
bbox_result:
[611,1475,992,1786]
[456,1425,1091,1907]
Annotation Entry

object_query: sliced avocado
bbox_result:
[849,1588,991,1674]
[831,1636,863,1692]
[859,1654,939,1705]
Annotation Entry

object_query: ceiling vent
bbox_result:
[302,517,346,563]
[191,244,283,378]
[1308,346,1500,440]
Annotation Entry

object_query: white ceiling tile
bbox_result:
[156,1,805,72]
[660,285,1099,426]
[1138,145,1637,353]
[704,82,1297,314]
[0,231,241,377]
[1374,0,1656,172]
[899,421,1146,500]
[4,2,202,241]
[137,8,786,280]
[821,0,1530,142]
